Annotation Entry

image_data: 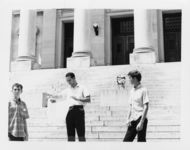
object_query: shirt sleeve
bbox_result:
[8,102,11,113]
[22,102,29,119]
[128,90,132,105]
[8,102,11,125]
[142,88,149,104]
[82,86,90,97]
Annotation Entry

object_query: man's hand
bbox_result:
[48,97,56,103]
[71,96,80,101]
[126,120,132,127]
[136,121,144,131]
[24,134,28,141]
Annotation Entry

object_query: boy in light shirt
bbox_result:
[123,70,149,142]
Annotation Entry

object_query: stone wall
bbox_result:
[89,9,105,66]
[9,62,181,141]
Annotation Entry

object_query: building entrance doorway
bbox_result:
[62,22,74,68]
[111,17,134,65]
[163,12,181,62]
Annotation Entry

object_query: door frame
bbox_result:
[62,22,74,68]
[105,10,133,65]
[162,10,181,62]
[55,9,74,68]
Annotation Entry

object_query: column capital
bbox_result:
[133,47,154,53]
[16,55,37,61]
[72,51,91,57]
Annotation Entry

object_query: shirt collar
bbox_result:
[71,83,79,89]
[11,98,21,104]
[134,83,142,90]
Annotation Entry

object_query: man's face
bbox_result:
[66,76,76,87]
[129,76,136,85]
[12,86,22,98]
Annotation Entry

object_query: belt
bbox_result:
[69,105,83,109]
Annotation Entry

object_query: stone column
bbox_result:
[130,9,157,64]
[67,9,91,68]
[11,10,38,71]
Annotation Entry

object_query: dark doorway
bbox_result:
[62,22,74,68]
[111,17,134,65]
[163,12,181,62]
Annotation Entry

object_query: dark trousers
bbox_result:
[123,116,148,142]
[8,133,24,141]
[66,105,86,142]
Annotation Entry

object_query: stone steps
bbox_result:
[28,115,179,126]
[29,138,180,142]
[28,130,180,140]
[28,106,179,118]
[9,62,181,141]
[28,125,180,133]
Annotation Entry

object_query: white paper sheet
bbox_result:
[47,100,70,123]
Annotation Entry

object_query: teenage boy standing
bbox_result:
[123,70,149,142]
[8,83,29,141]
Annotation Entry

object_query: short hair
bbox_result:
[65,72,75,79]
[128,70,142,82]
[12,83,23,91]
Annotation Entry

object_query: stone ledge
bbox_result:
[67,56,91,68]
[11,60,41,71]
[130,51,157,64]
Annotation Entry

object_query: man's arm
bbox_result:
[23,119,28,141]
[136,103,149,131]
[71,86,91,103]
[140,103,149,123]
[126,105,132,126]
[48,95,62,103]
[71,95,91,103]
[49,90,67,103]
[22,103,29,141]
[22,102,29,119]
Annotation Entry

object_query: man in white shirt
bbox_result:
[123,70,149,142]
[49,72,90,141]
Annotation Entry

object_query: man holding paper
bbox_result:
[49,72,91,142]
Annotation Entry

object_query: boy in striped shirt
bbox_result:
[8,83,29,141]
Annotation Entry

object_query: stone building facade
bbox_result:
[9,9,181,141]
[10,9,181,71]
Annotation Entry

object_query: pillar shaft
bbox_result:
[17,10,36,60]
[73,9,90,56]
[130,9,157,64]
[11,9,40,71]
[134,9,153,52]
[67,9,91,68]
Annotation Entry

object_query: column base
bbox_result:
[11,59,41,71]
[67,56,91,68]
[66,51,96,68]
[130,51,157,64]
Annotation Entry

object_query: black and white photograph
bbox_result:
[0,0,190,149]
[7,8,181,142]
